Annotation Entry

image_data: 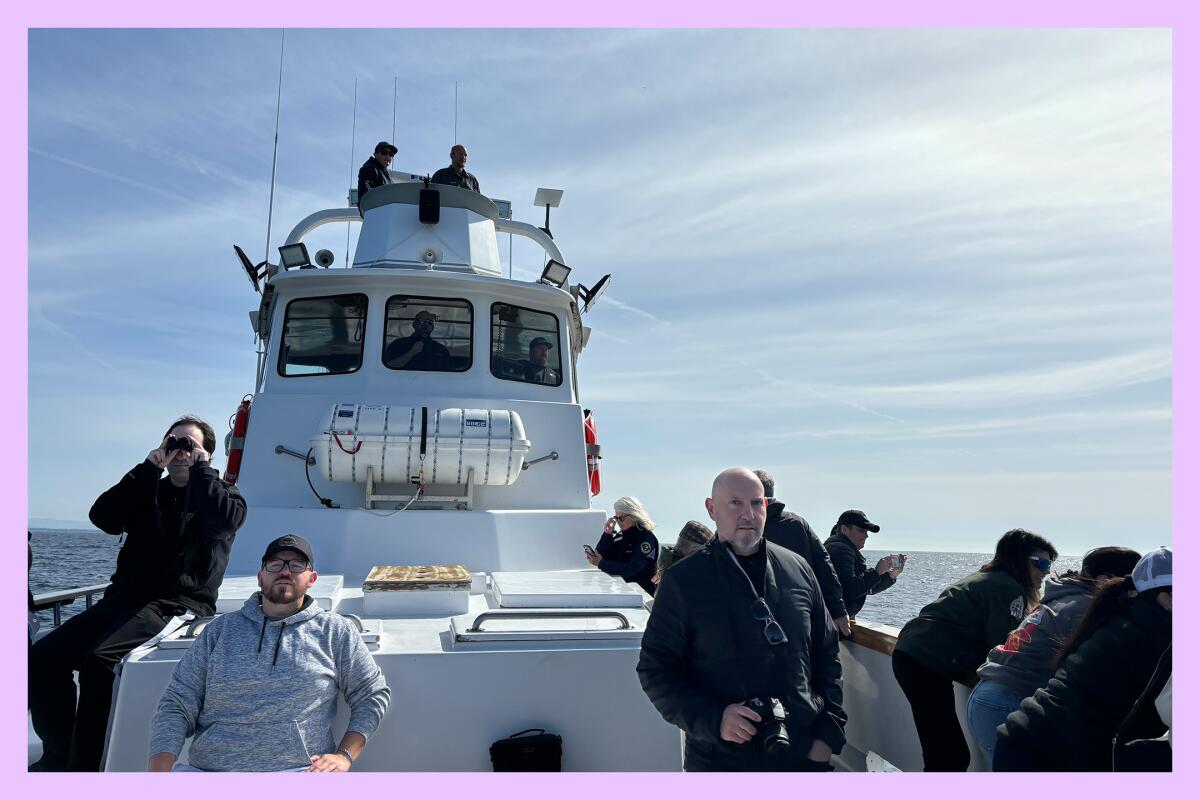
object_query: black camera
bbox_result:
[743,697,790,754]
[165,435,195,453]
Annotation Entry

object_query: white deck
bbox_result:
[101,570,681,772]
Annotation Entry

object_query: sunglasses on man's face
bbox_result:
[1029,556,1054,573]
[751,597,788,646]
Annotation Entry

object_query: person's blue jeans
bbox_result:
[966,679,1022,767]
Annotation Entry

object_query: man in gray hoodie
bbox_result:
[148,535,390,772]
[965,546,1140,765]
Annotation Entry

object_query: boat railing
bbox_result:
[32,583,110,628]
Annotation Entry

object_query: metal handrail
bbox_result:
[32,583,111,627]
[465,610,631,633]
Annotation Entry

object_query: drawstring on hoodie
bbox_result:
[273,622,286,666]
[255,615,287,667]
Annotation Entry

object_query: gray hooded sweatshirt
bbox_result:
[150,594,390,771]
[975,574,1096,700]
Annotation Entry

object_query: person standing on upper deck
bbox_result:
[357,141,397,212]
[823,509,905,624]
[29,416,247,771]
[754,470,851,637]
[430,144,480,193]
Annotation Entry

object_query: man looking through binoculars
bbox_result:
[29,416,247,771]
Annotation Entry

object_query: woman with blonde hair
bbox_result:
[584,496,660,595]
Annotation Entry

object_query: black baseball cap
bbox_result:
[529,337,554,350]
[374,141,398,156]
[837,510,880,533]
[262,534,314,566]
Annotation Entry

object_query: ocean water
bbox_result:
[29,529,1082,630]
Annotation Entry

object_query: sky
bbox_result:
[27,28,1172,556]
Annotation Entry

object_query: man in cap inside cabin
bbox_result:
[520,336,559,384]
[29,416,246,771]
[148,535,391,772]
[637,468,846,771]
[823,509,905,622]
[430,143,480,193]
[357,141,397,212]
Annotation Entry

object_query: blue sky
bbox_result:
[28,29,1171,555]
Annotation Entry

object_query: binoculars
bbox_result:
[165,435,195,453]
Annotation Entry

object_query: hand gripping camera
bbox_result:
[743,696,790,754]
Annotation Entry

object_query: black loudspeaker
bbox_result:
[419,189,440,224]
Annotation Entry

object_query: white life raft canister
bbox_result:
[312,403,531,486]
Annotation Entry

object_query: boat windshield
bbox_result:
[382,296,473,372]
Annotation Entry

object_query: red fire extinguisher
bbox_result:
[223,395,252,484]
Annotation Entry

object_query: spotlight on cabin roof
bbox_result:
[278,242,312,270]
[539,259,571,288]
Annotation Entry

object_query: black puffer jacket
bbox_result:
[824,532,895,618]
[89,460,247,615]
[637,539,845,771]
[763,501,847,620]
[995,595,1171,771]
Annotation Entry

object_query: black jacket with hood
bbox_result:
[763,501,847,621]
[823,531,895,618]
[637,539,846,771]
[89,459,247,616]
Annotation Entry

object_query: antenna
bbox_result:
[263,29,286,268]
[454,80,458,143]
[392,76,397,144]
[346,77,358,268]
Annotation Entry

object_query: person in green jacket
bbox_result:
[892,528,1058,771]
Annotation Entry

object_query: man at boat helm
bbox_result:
[148,535,391,772]
[29,417,247,771]
[430,143,480,193]
[357,140,397,213]
[637,468,847,771]
[521,336,559,384]
[385,309,452,370]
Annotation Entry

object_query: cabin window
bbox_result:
[278,294,368,377]
[383,296,473,372]
[490,303,563,387]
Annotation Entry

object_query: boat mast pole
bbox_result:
[264,29,286,267]
[392,76,398,144]
[347,77,358,268]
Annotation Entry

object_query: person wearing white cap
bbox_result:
[993,546,1172,771]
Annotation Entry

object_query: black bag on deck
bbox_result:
[489,728,563,771]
